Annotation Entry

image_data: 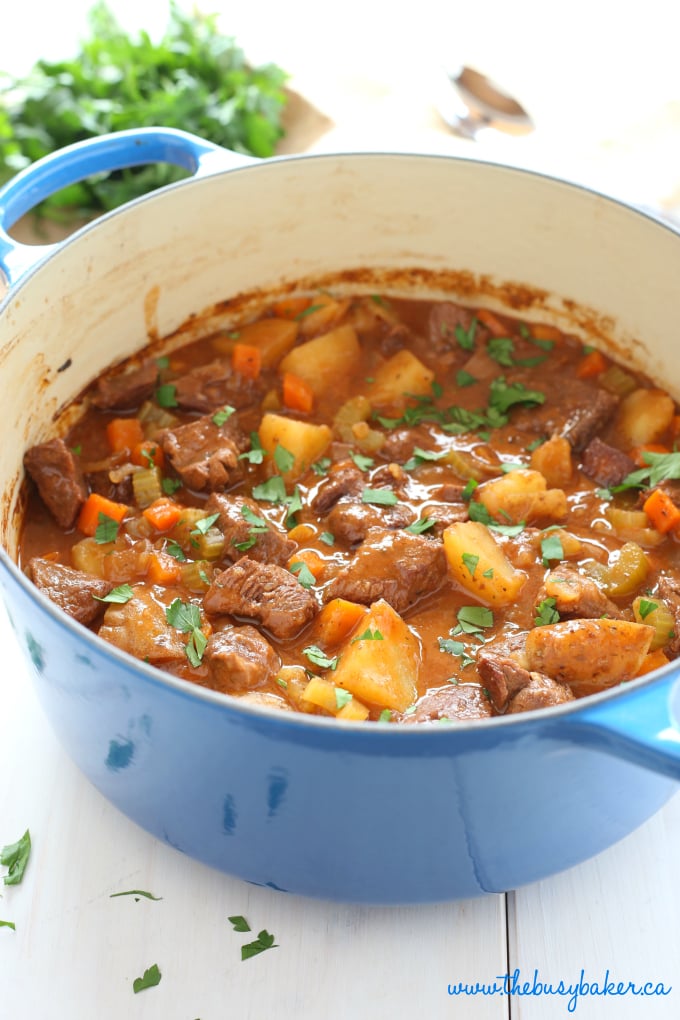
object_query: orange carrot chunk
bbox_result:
[530,323,563,343]
[77,493,128,536]
[315,598,368,647]
[232,343,262,379]
[142,497,183,532]
[643,488,680,534]
[106,417,144,453]
[146,551,183,586]
[630,443,671,468]
[271,296,311,320]
[576,350,608,379]
[476,308,508,337]
[132,440,165,469]
[282,371,314,414]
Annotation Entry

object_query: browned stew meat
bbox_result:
[19,292,680,723]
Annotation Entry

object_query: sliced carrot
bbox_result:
[315,598,367,647]
[271,296,310,320]
[146,551,183,586]
[476,308,508,337]
[530,323,563,343]
[288,549,326,582]
[282,371,314,414]
[671,415,680,438]
[643,488,680,534]
[132,440,165,469]
[232,343,262,379]
[576,349,608,379]
[635,648,669,676]
[287,522,316,544]
[106,417,144,453]
[630,443,671,468]
[143,497,183,532]
[77,493,128,536]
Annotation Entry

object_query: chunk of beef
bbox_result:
[85,463,135,504]
[540,566,621,619]
[327,500,415,545]
[379,425,438,464]
[427,302,487,358]
[203,558,318,639]
[477,651,534,710]
[418,500,469,536]
[160,413,248,492]
[98,588,187,662]
[173,358,263,412]
[581,437,635,487]
[654,576,680,659]
[310,463,364,516]
[90,358,158,410]
[23,437,87,529]
[506,674,575,714]
[205,624,280,692]
[28,557,113,625]
[512,379,619,452]
[205,493,296,566]
[404,683,493,723]
[323,526,447,613]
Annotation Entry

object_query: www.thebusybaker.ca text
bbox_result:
[447,968,672,1013]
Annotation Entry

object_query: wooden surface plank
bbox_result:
[0,601,509,1020]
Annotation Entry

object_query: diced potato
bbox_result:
[477,469,567,524]
[298,294,351,336]
[237,691,293,712]
[530,435,573,488]
[336,697,370,722]
[442,520,527,607]
[258,412,332,482]
[315,598,368,647]
[279,324,360,397]
[525,618,654,695]
[633,596,676,650]
[549,528,582,557]
[275,665,318,714]
[232,317,299,368]
[366,349,434,408]
[616,387,675,446]
[331,599,419,711]
[99,588,187,662]
[635,649,670,676]
[71,537,108,577]
[301,676,339,714]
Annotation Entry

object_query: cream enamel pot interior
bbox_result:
[1,128,680,904]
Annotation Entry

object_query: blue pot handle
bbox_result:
[559,669,680,781]
[0,127,254,289]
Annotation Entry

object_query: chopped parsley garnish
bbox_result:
[487,377,545,415]
[212,405,236,427]
[228,915,251,932]
[289,561,316,589]
[482,568,494,578]
[191,512,220,536]
[461,479,478,501]
[405,516,435,535]
[468,501,525,535]
[468,501,492,524]
[319,531,335,545]
[535,597,560,627]
[361,488,398,507]
[110,889,163,901]
[335,688,353,710]
[133,963,162,993]
[139,444,159,468]
[541,533,564,566]
[233,505,268,551]
[431,380,443,399]
[252,475,287,503]
[402,447,445,471]
[350,451,374,472]
[161,476,182,495]
[620,451,680,490]
[155,383,178,408]
[156,355,170,371]
[454,317,477,350]
[351,628,384,643]
[239,432,265,465]
[638,598,658,620]
[1,830,31,886]
[311,457,331,476]
[453,606,494,636]
[165,599,207,667]
[489,522,525,538]
[294,303,324,319]
[274,443,295,473]
[165,539,187,561]
[487,336,515,366]
[438,636,476,668]
[94,512,120,544]
[0,921,15,931]
[302,645,339,670]
[241,930,277,960]
[456,369,477,388]
[501,462,525,473]
[93,584,134,604]
[378,709,393,723]
[526,437,546,452]
[285,486,304,527]
[71,443,82,455]
[461,552,479,577]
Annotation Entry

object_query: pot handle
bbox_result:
[0,127,254,288]
[557,670,680,781]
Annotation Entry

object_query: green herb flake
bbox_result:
[191,512,220,536]
[456,370,478,388]
[438,637,466,656]
[403,446,445,471]
[487,336,515,366]
[351,628,384,643]
[526,437,546,452]
[535,597,560,627]
[241,929,277,961]
[501,462,525,473]
[489,521,526,538]
[461,552,479,577]
[621,451,680,491]
[71,444,82,456]
[253,476,287,504]
[462,479,478,502]
[161,476,182,495]
[488,377,545,416]
[361,488,398,507]
[1,830,31,886]
[302,645,339,670]
[110,889,163,901]
[311,457,332,476]
[186,628,208,668]
[335,688,353,710]
[541,533,564,566]
[239,433,266,465]
[294,303,324,320]
[0,920,16,931]
[228,915,251,933]
[156,356,170,371]
[133,963,162,994]
[285,486,304,527]
[638,598,658,620]
[155,384,178,409]
[456,606,494,633]
[93,583,134,604]
[212,405,236,427]
[350,451,374,472]
[94,512,121,544]
[165,540,187,562]
[454,318,477,350]
[289,561,316,589]
[405,516,435,535]
[468,500,492,524]
[165,598,207,666]
[274,443,295,474]
[482,568,494,579]
[378,709,392,723]
[319,531,335,546]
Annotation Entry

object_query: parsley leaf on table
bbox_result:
[241,930,278,961]
[0,830,31,886]
[132,963,162,993]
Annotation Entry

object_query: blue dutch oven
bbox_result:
[1,128,679,903]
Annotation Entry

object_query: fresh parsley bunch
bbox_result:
[0,1,288,218]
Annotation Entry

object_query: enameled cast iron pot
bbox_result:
[1,128,680,904]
